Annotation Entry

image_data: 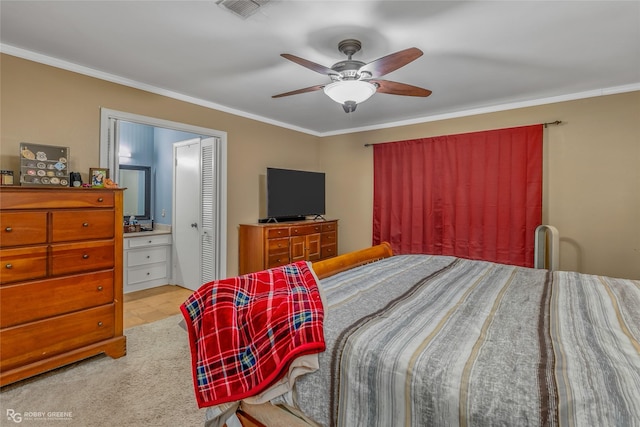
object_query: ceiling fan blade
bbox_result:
[281,54,337,76]
[372,80,432,97]
[272,84,326,98]
[359,47,423,78]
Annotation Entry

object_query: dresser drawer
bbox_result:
[0,212,48,247]
[290,224,322,236]
[0,246,48,284]
[267,228,289,239]
[125,234,172,249]
[321,244,337,259]
[127,264,169,285]
[322,222,337,232]
[267,253,290,269]
[0,190,114,210]
[52,210,115,242]
[0,270,114,328]
[127,246,168,267]
[267,237,290,254]
[0,304,115,371]
[51,240,114,276]
[321,231,337,245]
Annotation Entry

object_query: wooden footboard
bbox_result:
[311,241,394,279]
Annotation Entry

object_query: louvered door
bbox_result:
[200,137,223,284]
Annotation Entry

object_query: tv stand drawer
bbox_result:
[290,224,322,236]
[267,228,290,239]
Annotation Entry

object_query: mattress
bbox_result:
[293,255,640,426]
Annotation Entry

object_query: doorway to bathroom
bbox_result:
[99,108,227,290]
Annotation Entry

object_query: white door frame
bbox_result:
[99,108,228,281]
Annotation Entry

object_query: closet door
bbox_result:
[174,137,226,290]
[200,137,222,284]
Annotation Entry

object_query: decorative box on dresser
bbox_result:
[238,219,338,275]
[0,187,126,386]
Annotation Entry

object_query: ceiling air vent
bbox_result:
[216,0,270,19]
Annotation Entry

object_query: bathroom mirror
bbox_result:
[120,165,151,220]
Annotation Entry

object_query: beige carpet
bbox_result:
[0,314,206,426]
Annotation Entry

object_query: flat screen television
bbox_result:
[266,167,325,221]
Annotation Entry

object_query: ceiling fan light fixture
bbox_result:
[323,80,377,106]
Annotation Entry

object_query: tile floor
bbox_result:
[123,285,194,329]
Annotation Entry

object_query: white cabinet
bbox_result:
[123,233,172,293]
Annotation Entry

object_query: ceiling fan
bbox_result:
[273,39,432,113]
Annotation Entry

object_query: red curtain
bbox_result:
[373,125,542,267]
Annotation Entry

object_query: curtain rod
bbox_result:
[543,120,562,128]
[363,120,562,147]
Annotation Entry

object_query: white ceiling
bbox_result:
[1,1,639,136]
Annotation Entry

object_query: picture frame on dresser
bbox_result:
[90,167,109,188]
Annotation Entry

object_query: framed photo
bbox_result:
[89,167,109,188]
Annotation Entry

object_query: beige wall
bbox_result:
[2,54,639,279]
[0,54,320,277]
[320,91,640,279]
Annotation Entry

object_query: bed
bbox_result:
[200,243,640,427]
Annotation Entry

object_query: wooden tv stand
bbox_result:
[238,219,338,275]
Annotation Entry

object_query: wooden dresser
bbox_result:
[238,219,338,275]
[0,187,126,386]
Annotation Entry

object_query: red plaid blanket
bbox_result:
[180,261,325,408]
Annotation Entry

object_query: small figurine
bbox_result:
[103,178,118,189]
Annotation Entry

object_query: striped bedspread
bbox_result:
[295,255,640,426]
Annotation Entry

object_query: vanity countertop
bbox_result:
[123,225,171,238]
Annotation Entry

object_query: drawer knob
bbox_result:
[97,198,104,202]
[5,263,12,269]
[82,222,89,227]
[146,272,150,276]
[148,240,152,243]
[4,227,12,232]
[82,254,89,259]
[97,286,103,291]
[147,255,151,259]
[97,321,103,327]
